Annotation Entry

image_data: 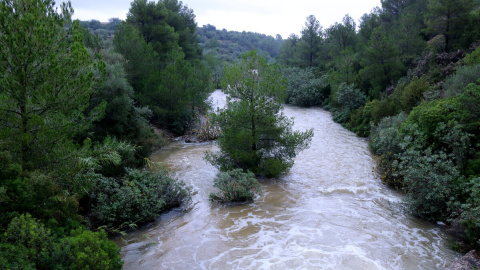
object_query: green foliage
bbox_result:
[53,228,123,270]
[277,34,300,66]
[0,0,103,171]
[282,67,330,107]
[0,214,52,269]
[0,214,123,270]
[298,15,323,67]
[443,64,480,97]
[404,97,461,138]
[114,19,212,134]
[197,24,283,64]
[396,122,471,219]
[89,48,155,156]
[0,149,83,232]
[425,0,475,52]
[397,76,430,112]
[209,169,261,202]
[206,51,313,177]
[457,177,480,246]
[77,137,139,177]
[332,83,367,123]
[85,168,189,230]
[358,26,404,98]
[462,46,480,66]
[369,113,407,187]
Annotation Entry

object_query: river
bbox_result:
[117,90,459,269]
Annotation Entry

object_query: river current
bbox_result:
[117,90,459,269]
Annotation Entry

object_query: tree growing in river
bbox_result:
[206,51,313,177]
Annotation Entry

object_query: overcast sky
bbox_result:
[67,0,381,38]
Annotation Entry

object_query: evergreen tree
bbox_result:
[298,15,323,67]
[0,0,103,171]
[425,0,475,52]
[206,51,313,177]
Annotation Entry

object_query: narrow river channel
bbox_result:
[117,90,459,269]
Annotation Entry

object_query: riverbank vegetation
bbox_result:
[275,0,480,250]
[0,0,210,268]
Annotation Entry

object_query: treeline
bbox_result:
[197,25,284,87]
[278,0,480,249]
[0,0,212,268]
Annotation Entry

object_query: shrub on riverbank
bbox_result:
[0,214,123,269]
[85,168,189,231]
[282,67,330,107]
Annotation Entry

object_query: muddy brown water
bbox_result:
[116,90,459,269]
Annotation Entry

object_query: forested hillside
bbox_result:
[196,25,284,87]
[278,0,480,250]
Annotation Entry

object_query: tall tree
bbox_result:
[126,0,178,58]
[162,0,202,60]
[277,34,300,66]
[359,26,404,98]
[0,0,102,171]
[298,15,323,67]
[326,14,357,57]
[425,0,475,52]
[206,51,313,177]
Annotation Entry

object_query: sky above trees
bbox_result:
[66,0,381,37]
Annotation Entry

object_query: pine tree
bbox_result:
[0,0,103,171]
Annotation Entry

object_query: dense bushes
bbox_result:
[369,83,480,247]
[209,169,261,202]
[0,214,123,270]
[85,168,189,230]
[443,64,480,97]
[332,83,367,124]
[282,67,330,107]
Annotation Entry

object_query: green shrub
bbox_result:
[347,106,371,137]
[210,169,261,202]
[462,46,480,66]
[0,215,122,270]
[52,228,123,270]
[457,177,480,247]
[444,64,480,97]
[398,76,429,112]
[396,122,471,219]
[369,113,407,187]
[347,98,400,137]
[86,168,189,230]
[283,67,330,107]
[368,98,400,124]
[404,98,462,138]
[0,214,52,269]
[332,83,367,123]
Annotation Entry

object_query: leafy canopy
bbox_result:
[206,51,313,177]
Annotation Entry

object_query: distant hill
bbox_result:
[197,24,284,64]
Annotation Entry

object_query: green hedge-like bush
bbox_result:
[210,169,261,202]
[444,64,480,97]
[86,168,189,230]
[0,214,123,270]
[283,67,330,107]
[53,228,123,270]
[332,82,367,124]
